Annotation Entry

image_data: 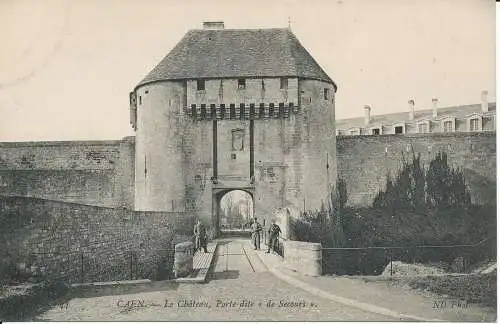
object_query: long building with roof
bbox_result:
[337,92,495,136]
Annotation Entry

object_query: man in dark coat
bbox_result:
[266,219,281,254]
[250,217,262,250]
[194,219,208,253]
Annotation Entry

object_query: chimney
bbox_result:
[202,21,225,30]
[364,105,371,125]
[481,90,489,113]
[408,99,415,120]
[432,98,438,118]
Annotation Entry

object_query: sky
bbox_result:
[0,0,496,141]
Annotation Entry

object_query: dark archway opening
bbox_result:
[215,189,254,238]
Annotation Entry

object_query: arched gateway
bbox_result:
[129,22,337,237]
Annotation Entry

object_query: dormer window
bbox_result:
[418,123,427,133]
[393,123,405,134]
[417,120,430,133]
[466,114,483,132]
[469,118,480,132]
[440,117,456,133]
[443,121,453,132]
[197,80,205,91]
[237,78,246,90]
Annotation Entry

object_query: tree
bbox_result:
[220,193,235,227]
[220,192,248,228]
[290,178,347,248]
[336,177,348,212]
[368,149,474,247]
[425,152,471,209]
[373,149,470,212]
[373,173,396,213]
[375,150,426,213]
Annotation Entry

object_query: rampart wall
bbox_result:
[0,132,495,211]
[337,132,496,207]
[0,138,135,208]
[0,196,194,283]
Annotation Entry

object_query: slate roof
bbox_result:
[336,103,496,130]
[136,28,335,89]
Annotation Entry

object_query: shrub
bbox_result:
[291,151,495,275]
[426,152,471,209]
[368,150,493,247]
[373,150,472,212]
[289,178,347,248]
[0,278,70,321]
[409,274,496,307]
[373,150,426,213]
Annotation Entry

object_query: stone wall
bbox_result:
[283,240,322,276]
[0,196,194,284]
[337,132,496,207]
[296,79,337,209]
[0,138,135,208]
[134,81,187,212]
[0,125,494,228]
[186,77,299,108]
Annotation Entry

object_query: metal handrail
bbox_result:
[320,237,492,251]
[319,237,495,276]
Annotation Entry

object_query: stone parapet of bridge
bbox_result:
[282,240,322,276]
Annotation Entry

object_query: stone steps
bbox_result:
[174,242,218,283]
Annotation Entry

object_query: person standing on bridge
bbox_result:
[194,219,208,253]
[251,217,262,250]
[266,220,281,254]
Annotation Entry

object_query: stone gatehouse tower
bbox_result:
[130,22,337,234]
